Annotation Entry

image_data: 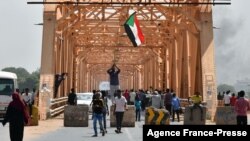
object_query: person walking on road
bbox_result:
[134,94,141,121]
[2,92,29,141]
[113,90,127,133]
[171,93,181,122]
[235,90,250,125]
[164,88,172,115]
[22,88,32,116]
[101,90,109,133]
[92,92,105,137]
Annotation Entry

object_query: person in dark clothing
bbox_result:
[134,94,141,121]
[92,92,105,137]
[67,88,77,105]
[91,90,97,103]
[164,89,172,115]
[107,63,120,103]
[101,91,109,133]
[2,92,29,141]
[138,89,146,111]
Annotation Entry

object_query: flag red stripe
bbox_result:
[134,15,144,43]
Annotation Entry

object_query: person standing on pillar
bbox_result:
[107,63,120,103]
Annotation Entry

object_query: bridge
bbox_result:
[36,0,218,119]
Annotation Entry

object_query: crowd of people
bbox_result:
[2,86,249,140]
[218,90,250,125]
[1,63,249,140]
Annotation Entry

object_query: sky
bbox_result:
[0,0,249,86]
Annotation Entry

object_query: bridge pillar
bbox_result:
[199,12,217,120]
[39,2,57,120]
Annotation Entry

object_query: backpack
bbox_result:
[92,99,103,114]
[135,100,141,110]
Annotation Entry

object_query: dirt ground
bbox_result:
[24,116,64,140]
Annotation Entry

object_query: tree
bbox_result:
[217,84,236,93]
[30,68,40,89]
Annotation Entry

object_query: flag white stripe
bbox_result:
[130,23,142,46]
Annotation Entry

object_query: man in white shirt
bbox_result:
[151,91,162,109]
[113,90,127,133]
[129,89,136,105]
[22,88,32,116]
[223,90,231,106]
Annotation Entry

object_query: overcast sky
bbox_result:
[0,0,249,86]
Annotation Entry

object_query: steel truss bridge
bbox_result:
[32,0,224,119]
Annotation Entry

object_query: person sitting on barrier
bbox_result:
[189,92,203,121]
[92,92,105,137]
[67,88,77,106]
[171,93,181,122]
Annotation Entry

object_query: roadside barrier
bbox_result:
[145,107,170,125]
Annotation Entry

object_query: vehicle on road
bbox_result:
[0,71,18,121]
[76,92,93,113]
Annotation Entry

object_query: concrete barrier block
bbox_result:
[64,105,89,127]
[215,106,236,125]
[145,107,170,125]
[184,106,206,125]
[110,105,135,127]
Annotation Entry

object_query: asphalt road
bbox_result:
[1,111,250,141]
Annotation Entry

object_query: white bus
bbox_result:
[0,71,18,121]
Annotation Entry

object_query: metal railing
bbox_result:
[50,97,68,117]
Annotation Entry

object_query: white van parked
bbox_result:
[0,71,18,121]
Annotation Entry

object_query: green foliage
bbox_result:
[1,67,40,91]
[217,84,236,93]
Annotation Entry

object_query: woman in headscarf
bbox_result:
[2,92,29,141]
